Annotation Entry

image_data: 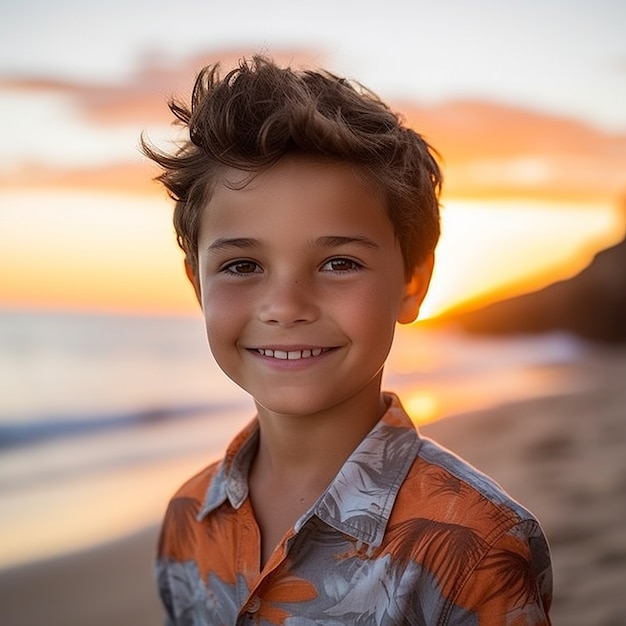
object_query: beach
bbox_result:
[423,344,626,625]
[1,343,625,625]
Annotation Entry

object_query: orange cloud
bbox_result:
[0,48,327,125]
[400,100,626,202]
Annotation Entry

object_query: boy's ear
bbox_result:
[397,253,434,325]
[184,259,202,304]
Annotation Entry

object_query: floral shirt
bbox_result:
[157,394,552,625]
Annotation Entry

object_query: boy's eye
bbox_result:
[320,258,362,273]
[222,260,262,275]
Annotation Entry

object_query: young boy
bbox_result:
[143,56,552,625]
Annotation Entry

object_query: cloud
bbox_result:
[401,100,626,201]
[2,48,625,202]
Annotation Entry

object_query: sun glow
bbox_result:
[0,191,622,317]
[405,391,440,425]
[420,199,624,319]
[0,190,197,315]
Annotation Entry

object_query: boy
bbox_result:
[143,56,552,625]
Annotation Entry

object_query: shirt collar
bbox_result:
[197,419,259,518]
[197,394,422,548]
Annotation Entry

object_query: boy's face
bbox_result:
[189,155,432,418]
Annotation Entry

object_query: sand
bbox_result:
[0,526,163,626]
[1,345,625,625]
[423,345,626,626]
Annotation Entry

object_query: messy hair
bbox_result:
[141,55,442,276]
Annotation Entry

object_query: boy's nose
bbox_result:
[258,276,319,326]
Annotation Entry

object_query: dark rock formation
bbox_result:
[440,236,626,343]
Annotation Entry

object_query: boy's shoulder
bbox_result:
[160,458,223,526]
[398,433,541,537]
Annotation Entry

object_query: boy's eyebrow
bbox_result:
[206,237,260,253]
[314,235,381,250]
[207,235,381,253]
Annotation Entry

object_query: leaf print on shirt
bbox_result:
[430,471,465,497]
[323,553,400,623]
[319,423,418,536]
[384,518,488,582]
[159,497,203,558]
[157,560,239,626]
[322,553,445,625]
[161,495,243,587]
[476,545,540,609]
[250,572,318,625]
[421,465,517,532]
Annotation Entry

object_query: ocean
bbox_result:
[0,310,587,569]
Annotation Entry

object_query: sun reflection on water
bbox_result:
[405,391,440,425]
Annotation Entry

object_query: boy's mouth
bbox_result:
[253,347,334,360]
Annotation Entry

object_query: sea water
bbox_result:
[0,310,586,568]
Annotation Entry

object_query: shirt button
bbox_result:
[245,596,261,613]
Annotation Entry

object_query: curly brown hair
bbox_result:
[141,55,442,277]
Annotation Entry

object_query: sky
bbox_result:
[1,0,625,130]
[1,0,625,316]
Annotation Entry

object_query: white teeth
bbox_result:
[257,348,326,360]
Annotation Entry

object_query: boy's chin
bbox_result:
[249,384,384,422]
[252,396,331,419]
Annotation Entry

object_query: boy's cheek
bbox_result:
[200,290,245,339]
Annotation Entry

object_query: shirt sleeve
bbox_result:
[448,519,553,625]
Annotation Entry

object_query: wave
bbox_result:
[0,401,241,450]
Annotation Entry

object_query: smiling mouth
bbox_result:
[254,347,333,360]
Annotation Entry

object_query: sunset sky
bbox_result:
[1,0,625,317]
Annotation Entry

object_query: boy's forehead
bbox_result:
[200,157,395,240]
[209,156,383,207]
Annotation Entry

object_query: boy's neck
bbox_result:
[251,385,389,481]
[248,384,389,569]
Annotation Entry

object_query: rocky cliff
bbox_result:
[438,235,626,343]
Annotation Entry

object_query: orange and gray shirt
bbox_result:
[157,394,552,625]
